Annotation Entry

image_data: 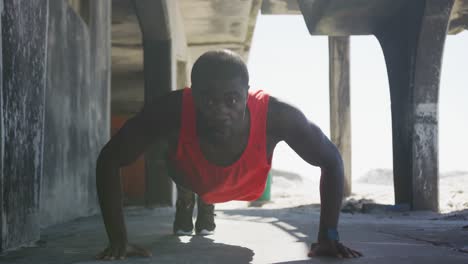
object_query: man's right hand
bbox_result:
[95,243,152,260]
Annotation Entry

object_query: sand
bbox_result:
[217,169,468,215]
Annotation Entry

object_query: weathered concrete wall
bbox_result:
[41,0,110,227]
[0,0,49,251]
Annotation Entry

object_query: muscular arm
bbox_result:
[96,90,182,251]
[267,97,344,241]
[268,97,361,258]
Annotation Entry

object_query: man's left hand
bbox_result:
[308,240,362,258]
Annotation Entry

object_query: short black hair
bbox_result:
[191,50,249,87]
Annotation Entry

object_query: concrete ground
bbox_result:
[1,205,467,264]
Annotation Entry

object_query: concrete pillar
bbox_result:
[141,39,173,207]
[375,0,454,211]
[0,0,4,252]
[86,0,112,212]
[328,36,352,197]
[41,0,111,227]
[133,0,174,206]
[1,0,49,251]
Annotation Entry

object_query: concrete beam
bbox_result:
[243,0,263,60]
[261,0,301,15]
[133,0,170,42]
[179,0,260,62]
[375,0,454,211]
[328,36,351,197]
[298,0,406,36]
[179,0,252,45]
[298,0,466,35]
[448,0,468,34]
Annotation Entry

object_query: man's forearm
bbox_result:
[96,157,128,245]
[317,162,344,241]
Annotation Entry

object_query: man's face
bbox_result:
[192,77,249,140]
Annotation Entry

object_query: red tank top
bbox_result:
[171,88,272,203]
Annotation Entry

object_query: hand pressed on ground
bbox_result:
[95,243,152,261]
[308,240,362,258]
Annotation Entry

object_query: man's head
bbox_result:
[191,49,249,87]
[190,50,250,141]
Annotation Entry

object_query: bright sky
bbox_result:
[248,15,468,180]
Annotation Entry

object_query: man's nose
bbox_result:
[211,102,230,119]
[212,101,228,113]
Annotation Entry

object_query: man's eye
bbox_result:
[226,97,237,105]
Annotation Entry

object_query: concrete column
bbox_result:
[0,0,4,252]
[133,0,174,206]
[141,39,173,207]
[375,0,454,211]
[328,36,352,197]
[1,0,49,251]
[41,0,111,227]
[87,0,112,212]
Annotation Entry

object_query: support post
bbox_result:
[134,0,174,206]
[328,36,352,197]
[375,0,454,211]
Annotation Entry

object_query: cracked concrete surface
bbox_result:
[0,205,467,263]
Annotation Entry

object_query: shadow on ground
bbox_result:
[218,203,468,263]
[0,209,254,264]
[1,204,467,263]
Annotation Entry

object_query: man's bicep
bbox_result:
[284,117,332,168]
[101,112,156,167]
[272,99,338,168]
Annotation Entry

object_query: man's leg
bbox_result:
[195,197,216,235]
[173,185,195,235]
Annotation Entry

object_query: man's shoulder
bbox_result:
[266,96,290,121]
[266,96,283,135]
[266,96,307,137]
[140,89,184,129]
[145,89,184,112]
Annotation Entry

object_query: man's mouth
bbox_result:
[210,118,230,128]
[212,123,231,138]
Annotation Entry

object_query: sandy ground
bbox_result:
[217,169,468,215]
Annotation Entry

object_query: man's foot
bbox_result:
[173,188,195,236]
[195,198,216,235]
